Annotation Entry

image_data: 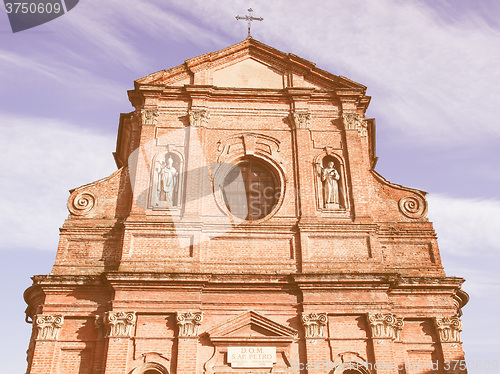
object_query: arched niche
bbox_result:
[130,362,169,374]
[335,366,371,374]
[149,151,184,210]
[313,152,347,211]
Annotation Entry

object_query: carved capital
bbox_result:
[434,316,462,343]
[141,109,159,125]
[176,311,203,337]
[302,313,328,338]
[104,311,136,337]
[35,314,64,340]
[290,111,311,129]
[188,109,210,127]
[368,313,404,340]
[342,113,367,136]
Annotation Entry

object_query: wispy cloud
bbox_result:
[0,50,126,102]
[427,194,500,257]
[0,115,116,252]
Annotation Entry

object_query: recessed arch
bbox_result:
[213,153,286,223]
[130,362,169,374]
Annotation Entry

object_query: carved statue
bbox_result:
[318,161,340,208]
[156,156,178,207]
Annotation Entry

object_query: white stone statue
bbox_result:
[318,160,340,208]
[156,156,178,207]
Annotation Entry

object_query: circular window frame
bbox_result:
[213,155,285,224]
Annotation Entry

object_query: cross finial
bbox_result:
[235,8,263,38]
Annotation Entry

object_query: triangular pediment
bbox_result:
[206,311,297,342]
[212,58,283,89]
[135,38,365,91]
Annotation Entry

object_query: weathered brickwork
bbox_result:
[24,38,468,373]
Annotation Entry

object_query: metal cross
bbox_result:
[235,8,263,38]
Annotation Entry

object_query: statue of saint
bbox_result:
[156,156,178,207]
[318,160,340,208]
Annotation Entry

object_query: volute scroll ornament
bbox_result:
[302,313,328,338]
[35,314,64,340]
[176,311,203,337]
[398,195,427,219]
[368,313,404,341]
[104,311,137,337]
[68,192,96,216]
[434,316,462,343]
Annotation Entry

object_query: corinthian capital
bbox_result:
[302,313,328,338]
[368,313,404,340]
[104,311,137,337]
[141,109,159,125]
[188,109,210,127]
[342,113,367,136]
[290,111,311,129]
[176,311,203,337]
[434,316,462,343]
[35,314,64,340]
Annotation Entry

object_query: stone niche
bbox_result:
[314,152,347,211]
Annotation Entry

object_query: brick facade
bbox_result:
[24,38,468,374]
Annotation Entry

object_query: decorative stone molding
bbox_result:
[188,109,210,127]
[176,311,203,337]
[68,191,96,216]
[398,195,427,219]
[368,313,404,340]
[35,314,64,340]
[342,113,368,136]
[290,111,311,129]
[141,109,159,125]
[434,316,462,343]
[302,313,328,338]
[104,311,137,337]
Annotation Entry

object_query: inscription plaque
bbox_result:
[227,346,276,368]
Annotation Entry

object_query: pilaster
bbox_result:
[176,312,203,373]
[367,313,404,374]
[27,315,64,374]
[103,311,137,374]
[434,317,467,374]
[302,313,329,374]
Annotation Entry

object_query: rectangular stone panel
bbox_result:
[206,236,293,260]
[306,235,371,260]
[381,242,434,264]
[131,234,193,258]
[65,239,105,264]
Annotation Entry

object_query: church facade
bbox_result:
[24,38,468,374]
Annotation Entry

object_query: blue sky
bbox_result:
[1,1,499,372]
